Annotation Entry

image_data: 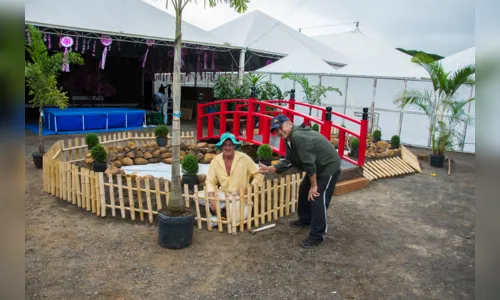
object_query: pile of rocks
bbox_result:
[365,140,401,159]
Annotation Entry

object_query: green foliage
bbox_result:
[182,154,199,176]
[349,138,360,151]
[391,135,400,148]
[256,82,283,100]
[91,144,108,163]
[394,53,475,156]
[154,125,170,137]
[311,124,320,132]
[396,48,444,60]
[256,144,273,161]
[281,72,341,106]
[85,133,99,148]
[373,130,382,140]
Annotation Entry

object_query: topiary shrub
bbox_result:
[349,137,360,151]
[85,133,99,149]
[311,124,320,132]
[154,125,170,138]
[181,154,199,176]
[373,130,382,142]
[391,135,400,148]
[91,144,108,163]
[256,144,273,162]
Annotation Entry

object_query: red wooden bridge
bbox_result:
[197,89,369,167]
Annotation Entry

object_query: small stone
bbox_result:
[159,147,168,154]
[134,158,148,165]
[197,142,208,148]
[152,149,161,158]
[135,150,144,158]
[198,174,207,183]
[199,148,208,154]
[197,153,204,161]
[144,152,153,159]
[147,158,162,164]
[126,152,135,159]
[161,152,172,159]
[117,146,123,152]
[163,158,173,164]
[121,157,133,166]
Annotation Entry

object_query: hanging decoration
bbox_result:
[92,40,96,56]
[168,49,174,58]
[204,52,207,70]
[75,37,79,52]
[266,59,272,65]
[142,39,154,68]
[47,34,52,49]
[25,29,31,45]
[60,36,74,72]
[99,36,112,69]
[81,38,86,54]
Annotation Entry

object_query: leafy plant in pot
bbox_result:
[394,53,475,168]
[349,138,360,158]
[154,125,169,147]
[85,133,99,150]
[311,124,320,132]
[390,135,400,149]
[91,144,108,172]
[181,154,199,193]
[372,130,382,143]
[256,144,273,166]
[25,25,84,169]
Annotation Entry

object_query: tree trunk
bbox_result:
[167,0,185,213]
[39,107,45,154]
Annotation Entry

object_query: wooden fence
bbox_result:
[42,130,304,235]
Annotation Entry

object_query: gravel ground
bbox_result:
[25,130,475,299]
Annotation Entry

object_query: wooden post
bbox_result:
[246,186,252,232]
[76,166,82,207]
[290,174,296,213]
[193,185,202,230]
[266,180,272,222]
[239,187,245,232]
[155,178,162,211]
[95,171,101,216]
[204,189,212,231]
[136,177,144,221]
[285,175,291,216]
[127,176,136,221]
[260,182,265,225]
[98,172,106,217]
[85,169,91,211]
[215,191,223,232]
[279,177,285,217]
[253,184,259,227]
[145,178,153,224]
[117,174,125,218]
[273,179,279,220]
[108,173,116,217]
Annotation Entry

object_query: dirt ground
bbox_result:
[25,129,475,300]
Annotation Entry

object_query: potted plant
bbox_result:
[25,25,84,169]
[181,154,199,193]
[154,125,170,147]
[91,144,108,172]
[373,130,382,143]
[85,133,99,150]
[349,137,360,158]
[390,135,400,149]
[256,144,273,166]
[394,53,475,168]
[311,124,320,132]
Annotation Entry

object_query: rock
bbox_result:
[135,150,144,158]
[117,146,123,152]
[180,150,187,156]
[108,151,117,162]
[86,152,92,158]
[197,153,205,161]
[208,144,216,148]
[202,153,217,163]
[148,158,162,164]
[180,143,188,151]
[134,158,148,165]
[124,147,131,153]
[199,148,208,154]
[152,149,161,158]
[147,142,157,148]
[116,153,125,160]
[159,147,168,154]
[188,150,198,156]
[197,142,208,148]
[85,158,94,165]
[206,147,216,154]
[128,142,136,150]
[163,158,173,164]
[161,152,172,159]
[113,160,122,168]
[146,147,157,154]
[376,141,390,151]
[198,174,207,183]
[112,149,118,154]
[144,152,153,159]
[126,152,135,159]
[121,157,133,166]
[187,144,198,151]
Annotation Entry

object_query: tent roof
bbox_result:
[332,49,428,79]
[311,27,399,60]
[210,10,352,65]
[440,46,475,73]
[254,47,336,74]
[24,0,228,47]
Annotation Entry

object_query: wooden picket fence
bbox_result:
[42,130,304,235]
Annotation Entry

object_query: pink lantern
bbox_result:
[142,39,155,68]
[99,36,112,69]
[60,36,74,72]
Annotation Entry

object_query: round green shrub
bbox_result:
[182,154,199,176]
[154,125,170,138]
[91,144,108,163]
[85,133,99,148]
[373,130,382,140]
[391,135,400,148]
[256,144,273,161]
[311,124,320,132]
[349,137,360,150]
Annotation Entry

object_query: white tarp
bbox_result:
[254,47,336,74]
[25,0,227,47]
[440,46,475,73]
[311,27,399,61]
[210,10,351,66]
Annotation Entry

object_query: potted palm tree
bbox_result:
[181,154,199,193]
[394,53,475,168]
[154,125,169,147]
[25,25,84,169]
[256,144,273,166]
[85,133,99,150]
[91,144,108,172]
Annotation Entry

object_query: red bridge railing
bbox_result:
[197,88,369,167]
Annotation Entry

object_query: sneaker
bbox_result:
[289,220,309,228]
[300,238,323,249]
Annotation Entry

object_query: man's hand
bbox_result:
[308,185,320,201]
[259,163,275,175]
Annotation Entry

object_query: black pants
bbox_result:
[298,170,340,240]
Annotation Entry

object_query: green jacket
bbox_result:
[274,125,341,177]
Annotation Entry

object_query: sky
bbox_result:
[145,0,475,57]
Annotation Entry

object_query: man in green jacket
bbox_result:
[259,115,341,248]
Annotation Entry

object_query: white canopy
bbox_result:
[441,46,475,73]
[210,10,351,66]
[311,27,399,61]
[25,0,228,47]
[254,47,336,74]
[332,48,428,79]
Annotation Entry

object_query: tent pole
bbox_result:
[238,49,246,86]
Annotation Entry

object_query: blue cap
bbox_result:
[270,115,290,132]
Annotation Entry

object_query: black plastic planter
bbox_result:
[32,152,43,169]
[349,149,359,158]
[182,174,198,193]
[93,162,108,172]
[156,137,168,147]
[430,154,445,168]
[158,211,195,249]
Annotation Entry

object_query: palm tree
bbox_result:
[394,53,475,159]
[159,0,249,214]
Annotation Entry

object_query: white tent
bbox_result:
[210,10,351,66]
[254,47,336,74]
[441,46,475,73]
[25,0,227,47]
[332,48,428,79]
[311,27,399,61]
